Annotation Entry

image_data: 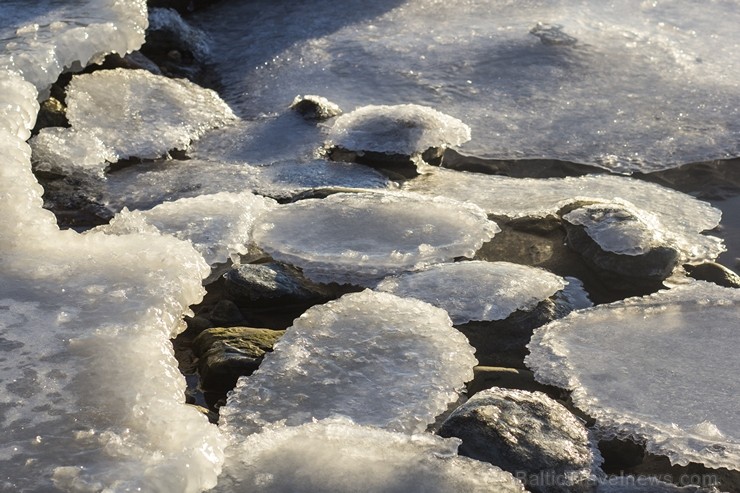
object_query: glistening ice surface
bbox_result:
[94,192,277,265]
[376,260,567,324]
[252,191,499,285]
[214,418,527,493]
[220,290,477,435]
[194,0,740,172]
[405,166,724,263]
[526,282,740,471]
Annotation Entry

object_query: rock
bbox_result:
[32,97,68,134]
[684,262,740,288]
[562,202,680,291]
[466,366,565,400]
[193,326,285,392]
[530,23,578,46]
[223,262,336,304]
[439,388,596,493]
[289,95,342,121]
[456,298,560,369]
[207,299,246,327]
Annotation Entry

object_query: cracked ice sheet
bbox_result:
[526,282,740,471]
[376,260,568,325]
[193,0,740,172]
[404,166,724,263]
[220,290,477,436]
[251,191,499,285]
[215,419,527,493]
[84,158,391,215]
[93,191,277,266]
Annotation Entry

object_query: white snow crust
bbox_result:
[214,418,527,493]
[220,290,478,435]
[94,191,277,265]
[65,68,236,161]
[328,104,471,155]
[405,166,724,262]
[252,191,499,285]
[376,260,567,324]
[526,282,740,471]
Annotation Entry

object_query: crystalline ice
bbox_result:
[74,158,390,217]
[220,290,478,435]
[0,0,148,92]
[31,127,117,178]
[65,68,237,161]
[94,191,277,265]
[376,261,568,325]
[563,201,668,256]
[328,104,471,156]
[404,166,724,263]
[194,0,740,172]
[214,418,528,493]
[252,191,499,285]
[526,282,740,471]
[0,11,225,491]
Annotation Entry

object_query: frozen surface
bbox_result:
[376,261,567,324]
[328,104,471,155]
[86,158,391,215]
[66,68,237,161]
[405,166,724,262]
[94,192,277,265]
[252,191,499,285]
[0,0,147,91]
[194,0,740,172]
[215,418,527,493]
[220,290,477,435]
[31,127,116,177]
[563,202,668,256]
[0,72,225,489]
[526,282,740,471]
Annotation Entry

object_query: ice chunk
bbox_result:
[328,104,471,155]
[94,191,277,265]
[405,166,724,262]
[0,70,39,140]
[65,68,237,161]
[563,201,668,256]
[31,127,116,178]
[526,282,740,471]
[0,0,148,92]
[252,191,499,285]
[376,261,568,325]
[220,290,478,435]
[215,418,528,493]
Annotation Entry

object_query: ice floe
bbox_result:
[94,191,277,265]
[65,68,236,161]
[252,191,499,285]
[376,260,568,325]
[215,418,527,493]
[31,127,117,178]
[405,166,724,263]
[526,282,740,471]
[328,104,471,156]
[194,0,740,172]
[220,290,477,435]
[0,0,148,92]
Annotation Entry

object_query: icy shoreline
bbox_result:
[1,1,739,492]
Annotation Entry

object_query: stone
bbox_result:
[683,262,740,288]
[562,202,680,290]
[289,94,342,120]
[466,366,565,400]
[193,327,285,392]
[439,388,596,493]
[207,299,246,327]
[223,262,336,304]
